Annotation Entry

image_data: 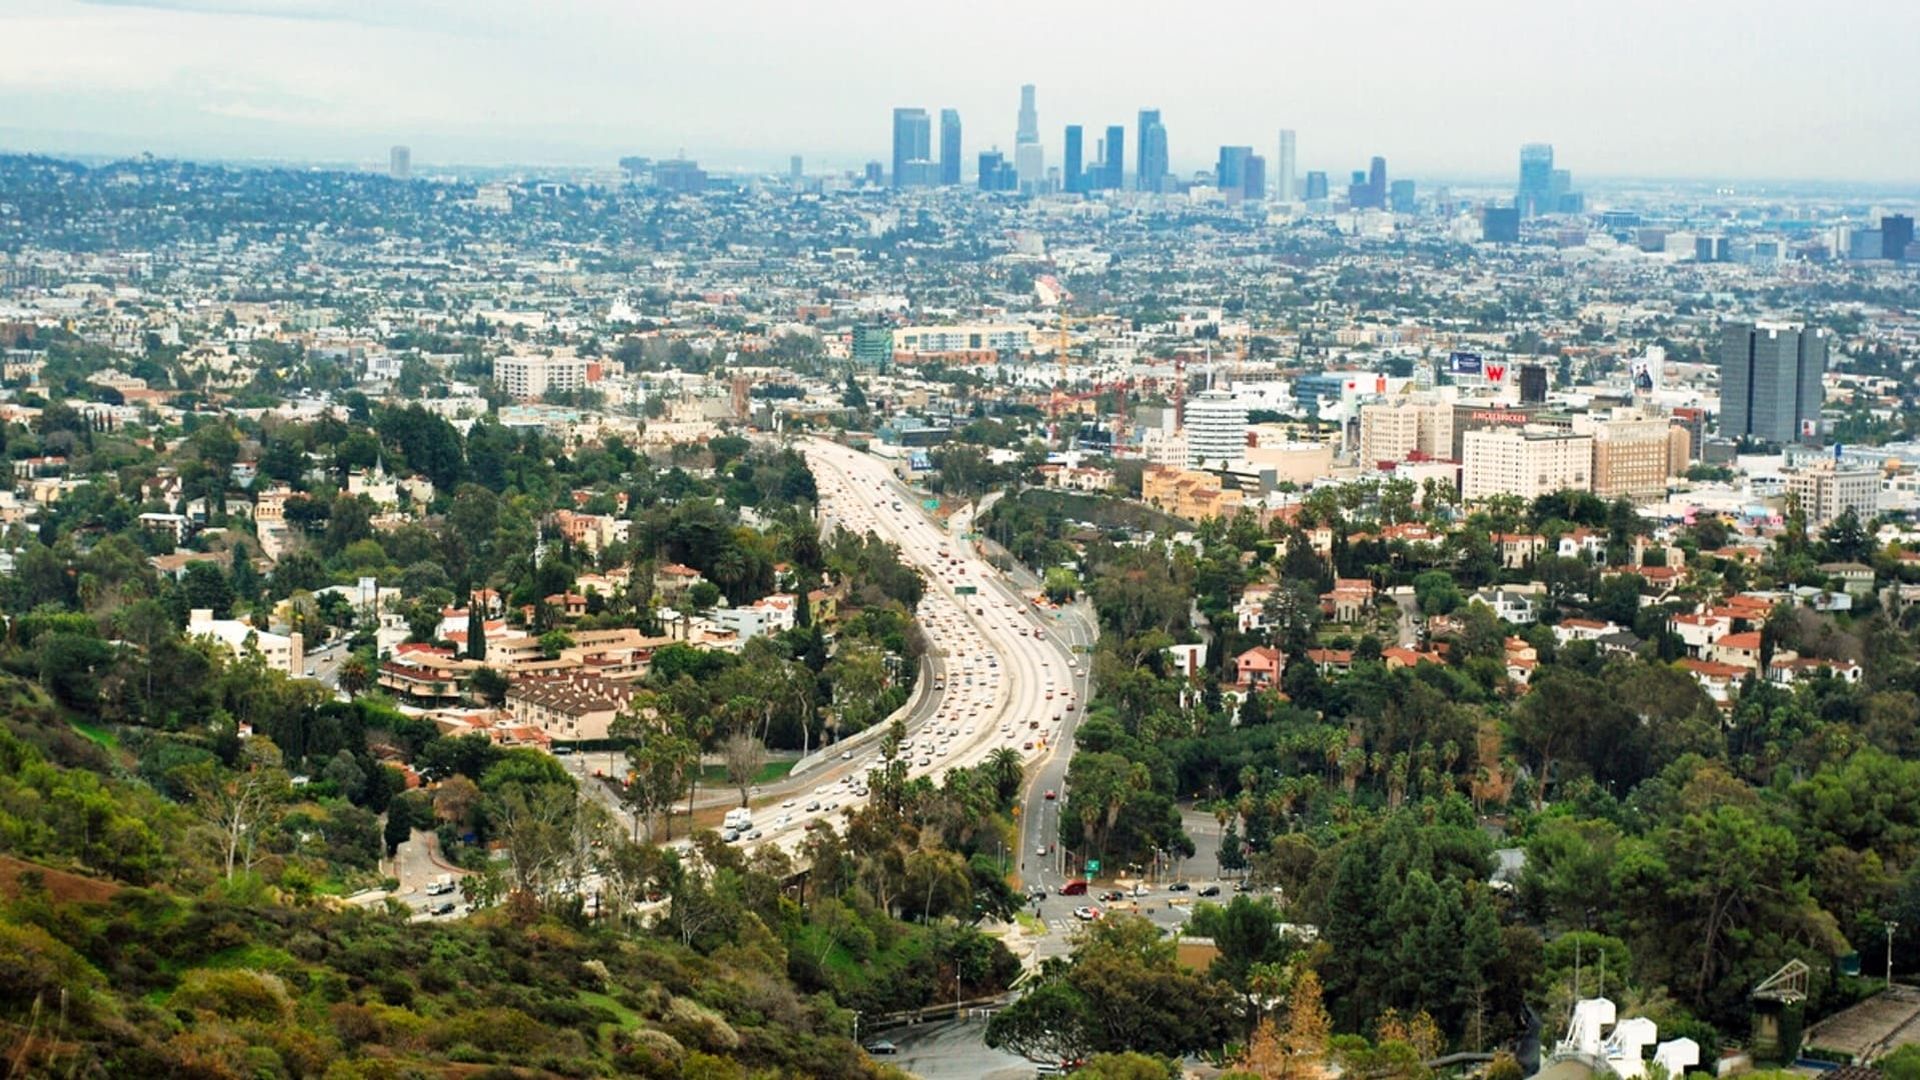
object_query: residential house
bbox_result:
[1682,658,1748,705]
[188,608,303,676]
[1819,562,1876,597]
[1468,587,1537,625]
[1236,646,1284,689]
[1491,532,1547,570]
[1322,578,1376,624]
[1304,648,1354,676]
[1709,631,1763,673]
[1381,645,1443,669]
[654,563,707,603]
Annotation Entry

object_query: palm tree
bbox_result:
[985,747,1025,805]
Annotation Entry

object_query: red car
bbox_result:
[1044,789,1057,800]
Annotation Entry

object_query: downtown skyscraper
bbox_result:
[1013,84,1045,192]
[1518,143,1554,217]
[1064,125,1084,193]
[891,107,932,188]
[939,109,962,186]
[1275,129,1296,201]
[1103,124,1125,190]
[1137,109,1168,193]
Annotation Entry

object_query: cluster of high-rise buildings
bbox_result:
[885,87,1604,229]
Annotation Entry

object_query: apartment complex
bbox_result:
[495,354,593,400]
[1461,427,1593,502]
[1357,398,1453,465]
[1142,465,1243,521]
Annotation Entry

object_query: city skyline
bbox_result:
[3,0,1919,183]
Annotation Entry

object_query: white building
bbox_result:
[494,354,591,401]
[1185,389,1249,468]
[1461,427,1592,502]
[188,608,304,677]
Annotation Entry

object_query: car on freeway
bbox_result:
[1198,884,1221,897]
[428,901,457,917]
[1044,789,1056,800]
[1168,881,1192,892]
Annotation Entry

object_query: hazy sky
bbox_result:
[3,0,1917,182]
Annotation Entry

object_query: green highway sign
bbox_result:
[955,585,977,595]
[1085,859,1100,873]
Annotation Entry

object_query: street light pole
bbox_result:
[1889,921,1900,988]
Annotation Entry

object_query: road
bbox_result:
[1389,585,1421,647]
[871,1017,1037,1080]
[347,828,470,923]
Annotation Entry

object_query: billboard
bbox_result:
[1448,351,1483,375]
[1631,357,1658,394]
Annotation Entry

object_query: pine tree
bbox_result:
[467,589,487,661]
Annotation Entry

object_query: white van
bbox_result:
[723,808,753,832]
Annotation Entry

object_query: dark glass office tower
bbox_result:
[1305,171,1328,200]
[1883,214,1914,260]
[1064,125,1084,193]
[891,107,930,188]
[939,109,962,186]
[1719,322,1827,445]
[1104,125,1125,190]
[1368,156,1386,208]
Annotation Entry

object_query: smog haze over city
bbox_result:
[3,0,1920,182]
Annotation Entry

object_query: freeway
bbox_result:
[475,437,1098,914]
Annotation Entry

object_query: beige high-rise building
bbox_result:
[1785,460,1880,526]
[1358,398,1453,465]
[1580,415,1680,502]
[1461,427,1592,502]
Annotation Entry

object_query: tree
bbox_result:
[722,731,767,809]
[467,599,487,660]
[467,666,510,706]
[174,736,289,881]
[1287,968,1332,1060]
[337,654,373,699]
[1822,508,1871,564]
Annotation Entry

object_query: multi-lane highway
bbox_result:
[788,439,1092,859]
[464,437,1098,914]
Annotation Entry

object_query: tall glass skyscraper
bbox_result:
[1275,129,1296,201]
[1064,125,1084,193]
[1104,125,1125,190]
[939,109,962,186]
[1518,143,1554,217]
[1137,109,1167,193]
[891,108,931,188]
[1015,85,1043,191]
